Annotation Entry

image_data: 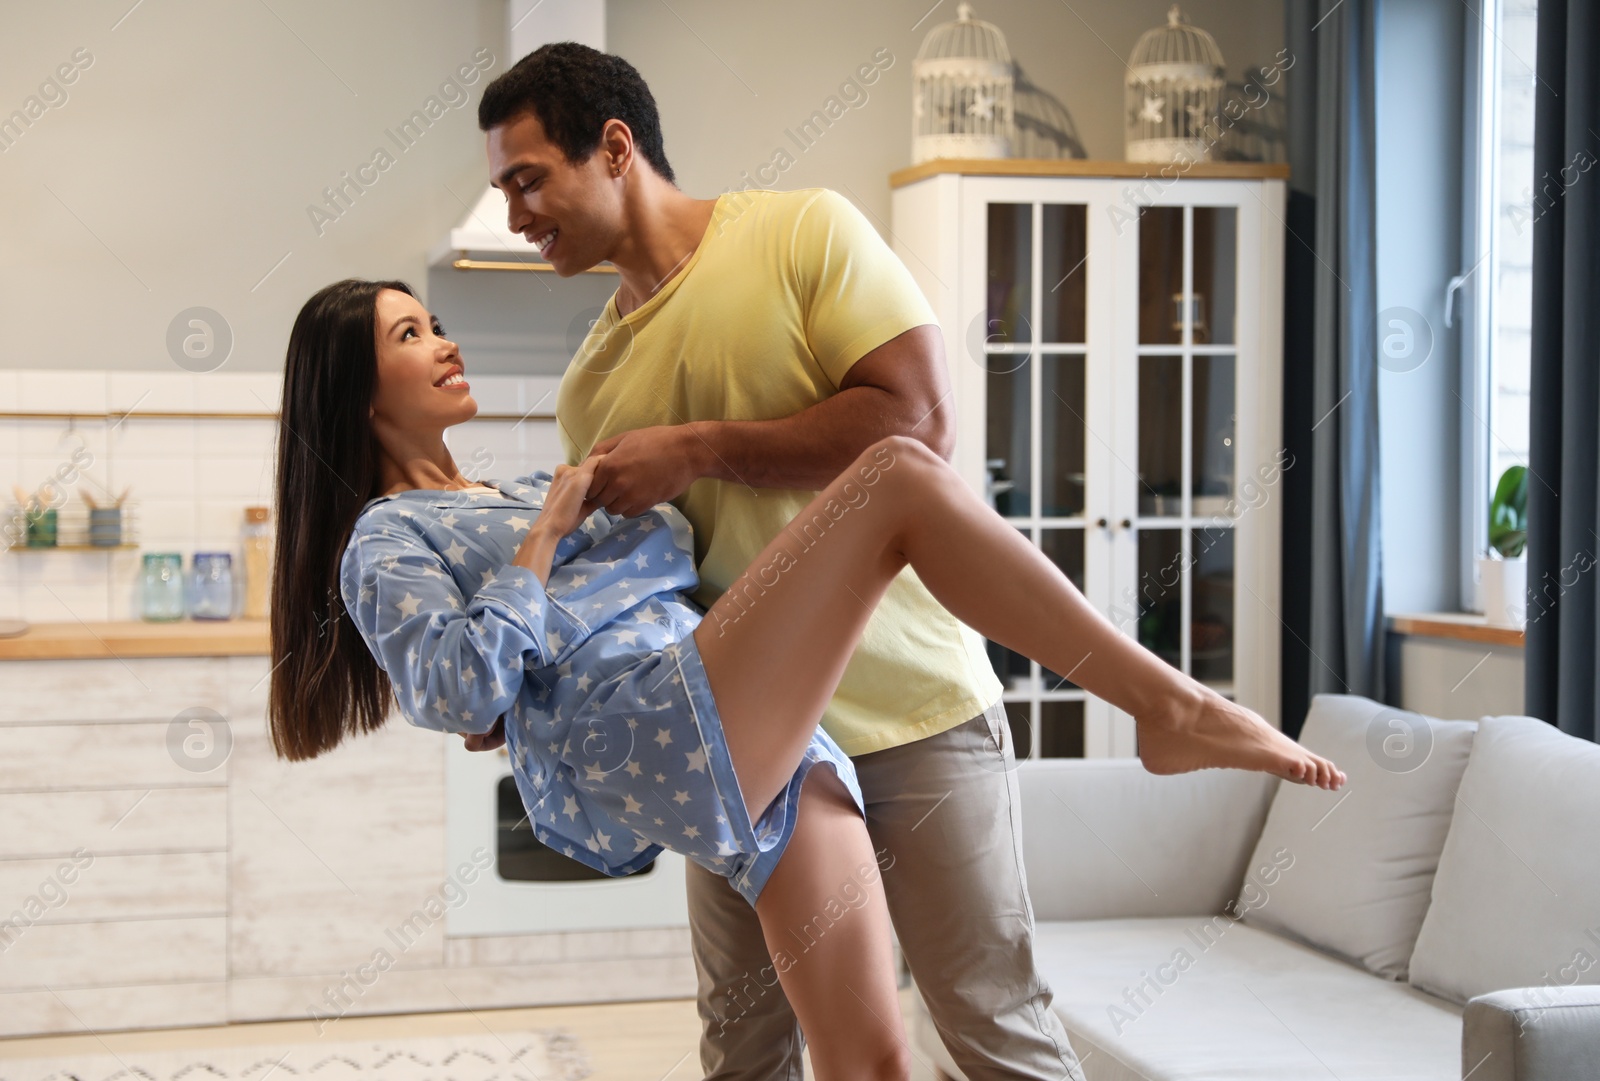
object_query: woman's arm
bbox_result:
[340,518,588,736]
[510,519,563,585]
[518,460,701,635]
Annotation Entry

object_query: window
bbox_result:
[1461,0,1537,606]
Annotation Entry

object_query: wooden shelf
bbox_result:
[1387,611,1525,649]
[0,619,270,660]
[8,543,139,552]
[890,157,1291,188]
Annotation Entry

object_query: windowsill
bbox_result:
[1386,611,1525,649]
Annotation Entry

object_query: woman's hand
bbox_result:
[462,716,506,752]
[512,457,606,586]
[535,456,606,539]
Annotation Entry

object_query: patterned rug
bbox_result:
[0,1031,592,1081]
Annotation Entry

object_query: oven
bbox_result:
[444,737,689,935]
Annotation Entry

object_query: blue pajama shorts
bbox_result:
[565,632,866,907]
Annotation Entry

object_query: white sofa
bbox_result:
[909,694,1600,1081]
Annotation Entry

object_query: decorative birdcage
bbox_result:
[1124,5,1226,165]
[1013,72,1083,159]
[912,1,1015,164]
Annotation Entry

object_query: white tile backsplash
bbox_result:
[195,455,274,501]
[21,579,111,623]
[133,498,199,547]
[16,417,105,459]
[106,456,199,500]
[193,372,282,414]
[0,370,565,622]
[107,371,196,413]
[107,418,197,458]
[207,419,279,457]
[17,371,107,413]
[461,374,522,413]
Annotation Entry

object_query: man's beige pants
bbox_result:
[686,698,1088,1080]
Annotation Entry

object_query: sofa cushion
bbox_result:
[1020,759,1277,921]
[1237,694,1476,979]
[1409,715,1600,1005]
[920,917,1463,1081]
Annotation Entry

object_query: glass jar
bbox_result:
[140,552,185,622]
[241,506,271,620]
[189,552,234,620]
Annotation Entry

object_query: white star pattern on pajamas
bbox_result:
[338,469,864,907]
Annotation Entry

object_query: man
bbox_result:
[468,43,1086,1081]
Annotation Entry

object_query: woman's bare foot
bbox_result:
[1136,686,1346,789]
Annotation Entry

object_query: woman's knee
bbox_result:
[875,1040,915,1081]
[862,433,939,472]
[850,435,942,513]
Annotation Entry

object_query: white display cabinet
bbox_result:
[890,160,1288,761]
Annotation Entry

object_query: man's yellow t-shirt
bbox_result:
[555,186,1002,756]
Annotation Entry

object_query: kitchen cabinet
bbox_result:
[0,657,235,1032]
[890,159,1288,760]
[0,651,691,1035]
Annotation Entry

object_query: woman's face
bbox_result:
[369,288,476,433]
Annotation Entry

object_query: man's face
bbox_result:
[486,111,617,276]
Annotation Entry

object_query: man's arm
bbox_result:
[690,323,954,490]
[582,324,954,514]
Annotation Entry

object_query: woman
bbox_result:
[269,278,1344,1081]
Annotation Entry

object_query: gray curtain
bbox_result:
[1524,0,1599,743]
[1280,0,1386,734]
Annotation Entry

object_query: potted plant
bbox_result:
[1479,464,1527,628]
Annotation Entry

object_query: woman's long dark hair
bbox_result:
[268,278,413,761]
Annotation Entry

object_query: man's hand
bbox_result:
[583,425,706,517]
[463,716,506,752]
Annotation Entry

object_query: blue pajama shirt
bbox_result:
[338,471,864,906]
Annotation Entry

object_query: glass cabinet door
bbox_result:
[1133,205,1239,697]
[981,199,1092,760]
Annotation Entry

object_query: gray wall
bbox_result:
[2,0,1285,375]
[1,0,504,373]
[609,0,1287,227]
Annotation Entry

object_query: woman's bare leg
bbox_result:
[752,765,910,1081]
[693,433,1345,821]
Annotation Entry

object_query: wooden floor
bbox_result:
[0,990,943,1081]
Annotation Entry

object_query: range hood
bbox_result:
[428,0,608,272]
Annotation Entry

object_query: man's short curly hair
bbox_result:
[478,42,676,186]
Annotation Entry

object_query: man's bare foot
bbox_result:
[1136,686,1346,789]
